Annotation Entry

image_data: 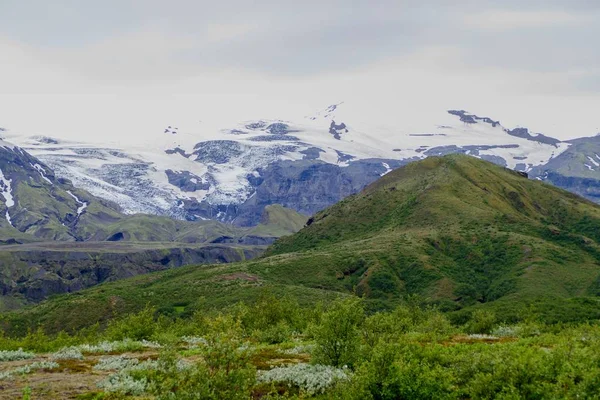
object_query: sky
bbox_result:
[0,0,598,143]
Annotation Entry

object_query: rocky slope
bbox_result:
[0,241,262,309]
[8,155,600,331]
[530,135,600,203]
[0,140,307,309]
[6,104,584,227]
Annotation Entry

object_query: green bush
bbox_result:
[335,342,456,400]
[466,309,497,334]
[312,298,364,368]
[143,316,255,399]
[104,306,157,341]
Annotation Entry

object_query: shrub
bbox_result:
[0,348,35,362]
[334,342,456,400]
[77,339,158,354]
[312,298,364,368]
[491,325,522,338]
[144,317,256,400]
[0,361,59,380]
[97,372,148,396]
[104,306,157,341]
[253,321,292,344]
[466,309,497,334]
[94,356,142,371]
[51,347,84,361]
[257,363,349,395]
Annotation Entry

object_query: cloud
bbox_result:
[0,1,598,141]
[462,9,593,31]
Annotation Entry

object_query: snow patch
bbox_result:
[587,156,600,168]
[0,139,16,151]
[31,163,53,185]
[0,168,15,226]
[66,190,88,215]
[380,162,392,176]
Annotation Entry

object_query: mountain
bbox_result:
[530,135,600,203]
[0,139,307,309]
[4,104,577,227]
[9,155,600,334]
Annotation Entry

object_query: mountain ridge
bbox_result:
[8,155,600,333]
[5,104,589,227]
[0,140,307,309]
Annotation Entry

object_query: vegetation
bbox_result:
[1,297,600,398]
[7,155,600,333]
[4,155,600,397]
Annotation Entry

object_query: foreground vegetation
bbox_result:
[2,294,600,399]
[4,155,600,398]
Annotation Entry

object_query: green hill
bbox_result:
[6,154,600,334]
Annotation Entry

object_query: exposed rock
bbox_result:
[0,244,265,303]
[329,120,348,139]
[165,170,210,192]
[506,127,561,147]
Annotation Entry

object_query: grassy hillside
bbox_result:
[6,155,600,333]
[0,205,307,311]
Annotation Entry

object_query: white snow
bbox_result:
[2,103,572,218]
[0,139,16,151]
[0,168,15,226]
[31,163,53,185]
[381,163,392,176]
[587,156,600,168]
[66,190,88,215]
[585,164,594,171]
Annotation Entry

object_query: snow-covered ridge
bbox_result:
[2,104,572,222]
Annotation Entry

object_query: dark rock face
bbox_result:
[506,127,561,147]
[0,245,265,303]
[165,170,210,192]
[336,151,355,163]
[165,147,189,157]
[329,120,349,139]
[300,147,325,160]
[515,163,528,171]
[447,109,561,147]
[221,158,407,226]
[479,155,508,167]
[448,110,500,127]
[537,172,600,202]
[266,123,291,135]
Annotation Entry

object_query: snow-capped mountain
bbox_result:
[2,103,587,226]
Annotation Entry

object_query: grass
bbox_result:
[5,155,600,332]
[4,298,600,399]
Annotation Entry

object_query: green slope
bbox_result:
[6,154,600,333]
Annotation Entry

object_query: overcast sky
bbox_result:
[0,0,598,142]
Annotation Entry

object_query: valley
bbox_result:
[3,154,600,399]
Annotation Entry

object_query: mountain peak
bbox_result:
[266,154,600,310]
